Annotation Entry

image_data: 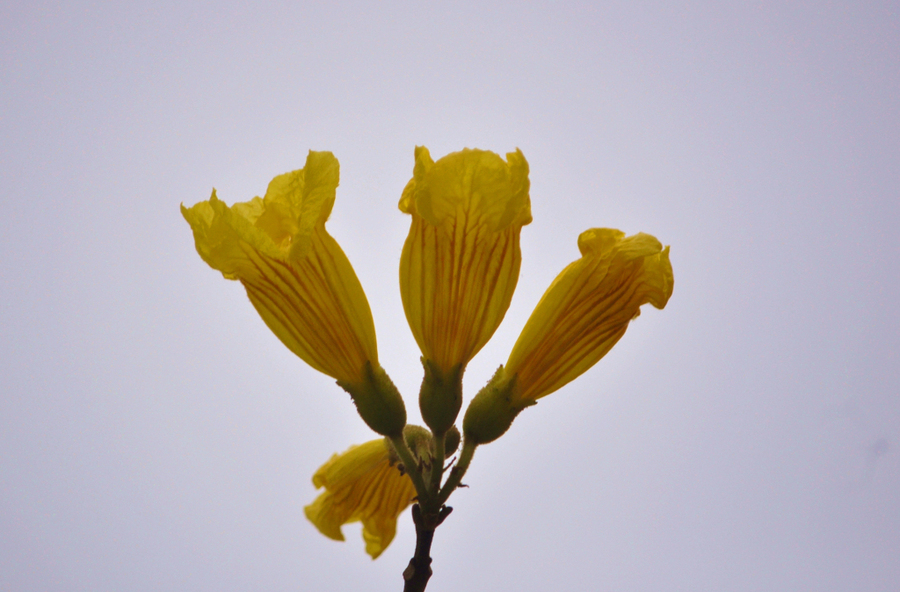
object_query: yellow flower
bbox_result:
[399,147,531,431]
[304,439,417,559]
[507,228,673,400]
[399,147,531,374]
[464,228,673,444]
[182,151,405,436]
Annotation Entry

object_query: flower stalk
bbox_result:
[402,503,453,592]
[427,429,446,497]
[383,419,477,591]
[396,433,476,592]
[388,434,429,501]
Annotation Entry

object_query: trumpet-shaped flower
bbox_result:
[464,228,673,444]
[399,147,531,431]
[399,147,531,374]
[305,439,417,559]
[182,151,405,436]
[508,228,673,400]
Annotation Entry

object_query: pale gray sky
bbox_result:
[2,1,898,590]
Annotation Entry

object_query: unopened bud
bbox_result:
[444,425,461,456]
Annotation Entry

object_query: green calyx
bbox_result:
[462,366,534,445]
[418,358,464,434]
[338,362,407,438]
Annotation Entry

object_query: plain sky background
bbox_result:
[2,1,898,590]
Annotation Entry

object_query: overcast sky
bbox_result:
[2,1,898,590]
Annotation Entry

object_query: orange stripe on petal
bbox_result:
[239,231,376,384]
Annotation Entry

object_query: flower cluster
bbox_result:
[183,147,673,560]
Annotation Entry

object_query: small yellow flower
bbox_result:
[399,147,531,431]
[304,439,417,559]
[182,151,406,436]
[464,228,673,444]
[399,147,532,375]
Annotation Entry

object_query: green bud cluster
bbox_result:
[392,424,462,467]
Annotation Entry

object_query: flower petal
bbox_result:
[399,147,532,374]
[182,151,378,385]
[506,228,673,402]
[304,439,417,559]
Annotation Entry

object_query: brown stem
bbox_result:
[402,504,452,592]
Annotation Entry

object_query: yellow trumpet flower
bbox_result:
[182,151,405,436]
[305,439,417,559]
[464,228,673,444]
[399,147,531,431]
[508,228,673,401]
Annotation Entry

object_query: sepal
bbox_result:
[339,363,407,437]
[462,366,534,445]
[418,358,464,434]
